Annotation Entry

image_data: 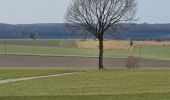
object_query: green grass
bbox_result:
[132,45,170,60]
[0,68,170,100]
[0,68,81,80]
[0,39,170,60]
[0,44,98,57]
[1,93,170,100]
[0,39,77,48]
[1,44,170,60]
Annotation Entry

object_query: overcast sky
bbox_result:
[0,0,169,24]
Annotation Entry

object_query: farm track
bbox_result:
[0,54,170,68]
[0,72,78,84]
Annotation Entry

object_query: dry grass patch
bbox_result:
[76,40,130,49]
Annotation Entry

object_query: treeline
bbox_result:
[0,23,170,40]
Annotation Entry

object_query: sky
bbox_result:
[0,0,169,24]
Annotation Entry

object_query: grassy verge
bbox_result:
[0,68,170,100]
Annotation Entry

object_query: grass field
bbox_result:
[0,68,170,100]
[0,39,170,60]
[0,44,170,60]
[0,40,169,100]
[0,68,81,80]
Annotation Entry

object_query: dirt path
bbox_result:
[0,72,78,84]
[0,54,170,68]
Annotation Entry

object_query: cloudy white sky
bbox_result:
[0,0,169,24]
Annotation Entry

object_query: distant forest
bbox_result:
[0,23,170,40]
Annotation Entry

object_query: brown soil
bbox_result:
[0,54,169,68]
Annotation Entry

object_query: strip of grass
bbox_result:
[1,93,170,100]
[1,44,170,60]
[132,45,170,60]
[0,45,99,57]
[0,39,77,48]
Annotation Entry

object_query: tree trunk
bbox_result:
[99,36,104,69]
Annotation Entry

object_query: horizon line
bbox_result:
[0,22,170,25]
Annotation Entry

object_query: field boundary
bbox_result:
[0,53,128,59]
[0,72,79,84]
[1,53,170,61]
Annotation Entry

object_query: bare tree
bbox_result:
[29,32,37,40]
[65,0,137,69]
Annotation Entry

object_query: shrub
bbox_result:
[155,39,162,42]
[126,56,140,69]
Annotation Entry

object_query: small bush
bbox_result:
[29,32,37,40]
[155,39,162,42]
[126,56,140,69]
